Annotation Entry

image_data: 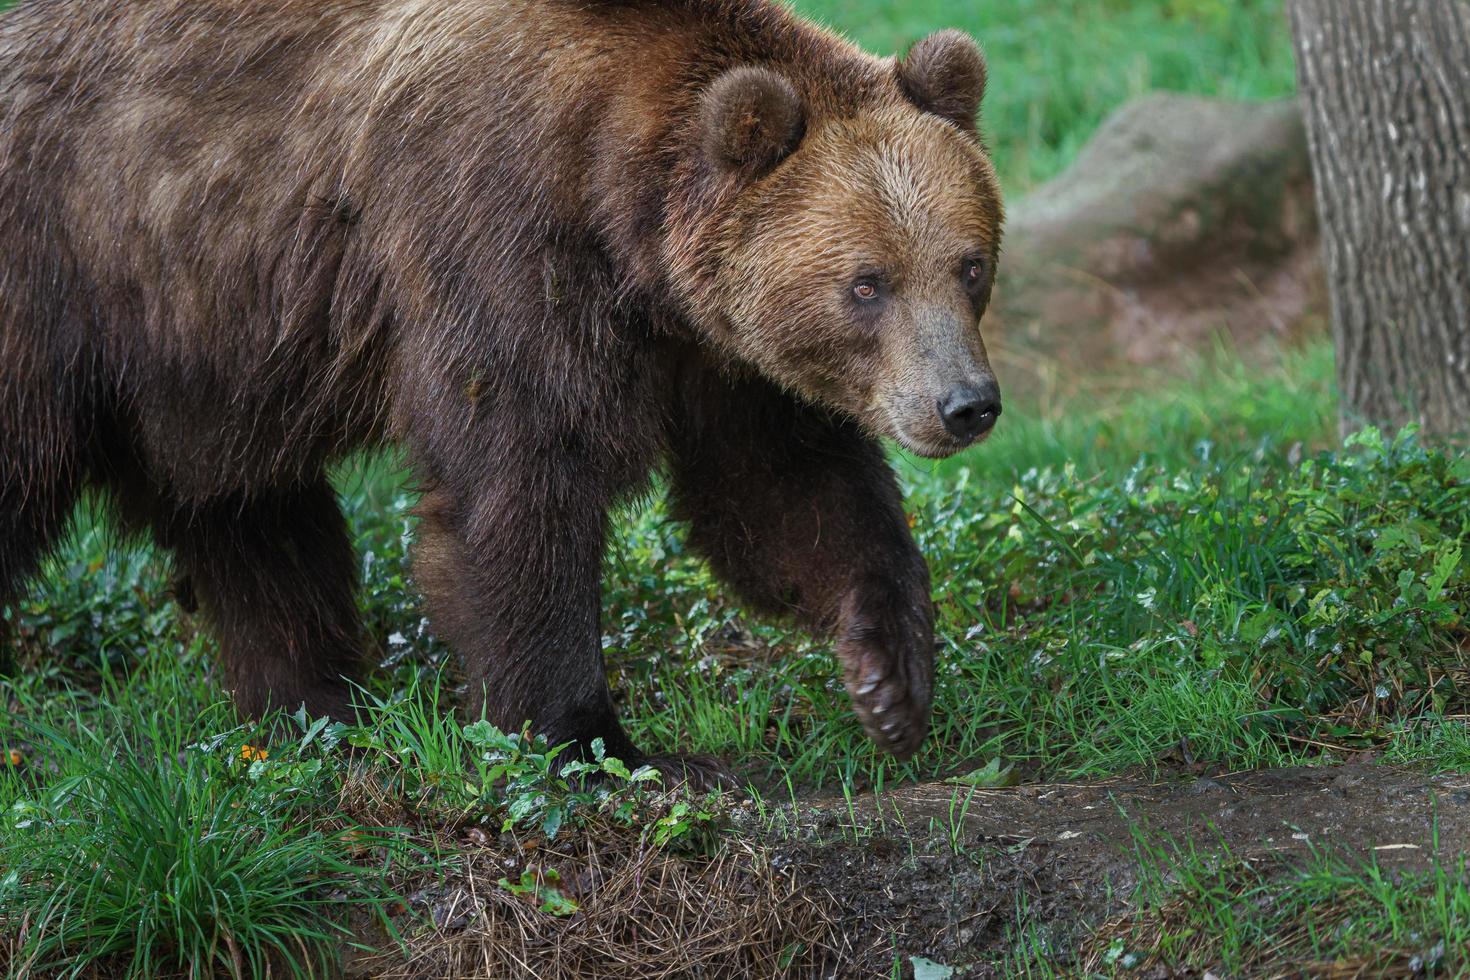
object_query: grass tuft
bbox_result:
[0,709,391,979]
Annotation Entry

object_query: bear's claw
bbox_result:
[846,652,923,758]
[840,638,931,760]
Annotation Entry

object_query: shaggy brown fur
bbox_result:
[0,0,1004,780]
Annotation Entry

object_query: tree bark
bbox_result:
[1288,0,1470,439]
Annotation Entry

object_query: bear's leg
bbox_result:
[160,479,364,721]
[0,444,81,668]
[412,482,734,789]
[411,486,625,746]
[669,371,935,759]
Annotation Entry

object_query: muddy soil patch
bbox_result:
[779,764,1469,977]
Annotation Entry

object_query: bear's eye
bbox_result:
[961,257,985,286]
[852,278,881,303]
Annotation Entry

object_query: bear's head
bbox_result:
[681,29,1003,457]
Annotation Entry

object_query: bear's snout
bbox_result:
[937,379,1001,442]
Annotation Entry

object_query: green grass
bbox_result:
[0,670,395,979]
[1015,824,1470,977]
[1383,716,1470,773]
[793,0,1297,191]
[0,664,722,976]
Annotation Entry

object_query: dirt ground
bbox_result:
[780,763,1469,977]
[349,764,1467,978]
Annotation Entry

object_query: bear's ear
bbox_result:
[700,66,805,175]
[897,29,987,132]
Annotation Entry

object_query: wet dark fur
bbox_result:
[0,0,994,772]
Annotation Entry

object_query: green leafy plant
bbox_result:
[498,867,579,917]
[342,678,717,844]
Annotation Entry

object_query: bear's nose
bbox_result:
[937,382,1001,441]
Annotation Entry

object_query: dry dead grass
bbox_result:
[346,816,847,979]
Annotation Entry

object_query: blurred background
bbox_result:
[804,0,1295,191]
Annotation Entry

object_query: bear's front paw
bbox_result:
[837,596,935,760]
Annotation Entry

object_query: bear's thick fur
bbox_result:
[0,0,1003,780]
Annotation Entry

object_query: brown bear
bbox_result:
[0,0,1003,783]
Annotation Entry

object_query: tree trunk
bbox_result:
[1288,0,1470,439]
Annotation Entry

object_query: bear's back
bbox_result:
[0,0,891,497]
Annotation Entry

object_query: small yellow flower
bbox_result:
[239,744,268,763]
[4,749,22,767]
